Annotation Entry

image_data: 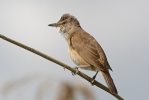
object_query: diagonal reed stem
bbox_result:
[0,34,124,100]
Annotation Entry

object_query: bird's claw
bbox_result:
[91,79,95,86]
[90,71,98,86]
[71,67,79,75]
[91,76,96,86]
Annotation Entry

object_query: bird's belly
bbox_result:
[68,46,96,71]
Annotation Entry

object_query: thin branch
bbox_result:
[0,34,124,100]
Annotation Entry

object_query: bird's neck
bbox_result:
[57,25,81,42]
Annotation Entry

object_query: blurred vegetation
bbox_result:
[0,74,95,100]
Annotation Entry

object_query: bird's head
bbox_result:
[48,14,80,35]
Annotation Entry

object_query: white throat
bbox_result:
[57,26,75,40]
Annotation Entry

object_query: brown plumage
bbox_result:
[48,13,118,94]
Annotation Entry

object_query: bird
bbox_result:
[48,13,118,94]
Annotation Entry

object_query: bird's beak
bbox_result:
[48,23,57,27]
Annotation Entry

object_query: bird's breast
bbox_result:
[68,45,96,71]
[68,46,88,66]
[68,45,87,65]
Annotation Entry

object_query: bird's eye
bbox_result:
[62,22,66,24]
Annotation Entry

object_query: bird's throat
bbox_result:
[57,26,74,40]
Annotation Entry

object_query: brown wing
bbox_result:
[70,31,118,94]
[70,31,110,71]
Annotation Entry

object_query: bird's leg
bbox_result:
[91,71,99,85]
[72,66,79,75]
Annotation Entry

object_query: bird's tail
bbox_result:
[100,71,118,94]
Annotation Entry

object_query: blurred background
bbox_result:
[0,74,95,100]
[0,0,149,100]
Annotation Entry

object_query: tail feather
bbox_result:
[100,71,118,94]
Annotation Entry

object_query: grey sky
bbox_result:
[0,0,149,100]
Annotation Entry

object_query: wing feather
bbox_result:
[70,31,109,71]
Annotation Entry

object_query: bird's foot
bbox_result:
[91,76,95,86]
[90,71,98,86]
[72,67,79,75]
